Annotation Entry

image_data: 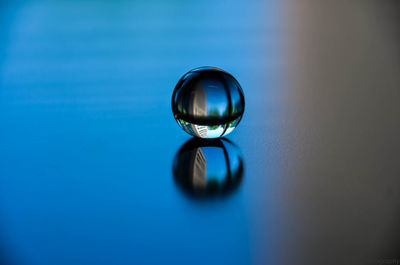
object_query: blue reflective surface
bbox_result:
[0,0,285,264]
[173,138,244,198]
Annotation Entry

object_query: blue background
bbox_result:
[0,1,285,264]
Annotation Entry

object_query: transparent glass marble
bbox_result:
[172,67,245,138]
[173,138,244,198]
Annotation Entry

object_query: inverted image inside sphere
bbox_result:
[172,67,245,139]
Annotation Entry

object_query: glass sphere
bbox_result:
[173,138,244,198]
[171,67,245,138]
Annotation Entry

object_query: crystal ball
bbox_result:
[172,67,245,138]
[173,138,244,197]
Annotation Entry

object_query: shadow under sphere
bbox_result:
[172,138,244,199]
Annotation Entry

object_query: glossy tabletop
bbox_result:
[0,1,399,265]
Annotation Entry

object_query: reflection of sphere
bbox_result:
[171,67,245,139]
[173,138,244,198]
